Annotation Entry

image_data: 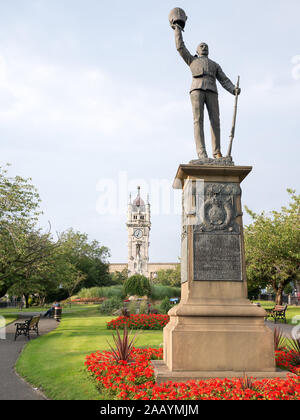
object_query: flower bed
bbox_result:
[107,314,169,330]
[71,297,105,304]
[275,349,300,376]
[85,348,300,400]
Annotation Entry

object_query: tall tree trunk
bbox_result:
[24,293,30,309]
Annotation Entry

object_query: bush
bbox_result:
[99,297,123,315]
[124,275,151,297]
[159,297,173,314]
[150,285,181,300]
[79,286,125,300]
[127,300,148,315]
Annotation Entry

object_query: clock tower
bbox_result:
[127,186,151,277]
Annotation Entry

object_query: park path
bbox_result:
[265,320,295,338]
[0,313,58,400]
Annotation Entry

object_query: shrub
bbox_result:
[99,297,123,315]
[159,297,173,314]
[127,300,148,315]
[107,325,139,363]
[124,275,151,297]
[150,285,181,300]
[79,286,125,300]
[273,327,286,351]
[139,300,148,314]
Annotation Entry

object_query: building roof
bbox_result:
[132,186,145,209]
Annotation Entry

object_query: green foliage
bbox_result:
[78,286,125,300]
[58,229,111,291]
[245,189,300,305]
[110,269,128,285]
[153,265,181,287]
[159,297,173,314]
[127,300,148,315]
[124,275,151,297]
[98,297,123,315]
[150,285,181,300]
[0,165,54,298]
[0,167,112,305]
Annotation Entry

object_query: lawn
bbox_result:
[0,304,99,329]
[15,306,163,400]
[0,315,17,327]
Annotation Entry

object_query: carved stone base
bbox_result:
[163,301,276,373]
[189,156,234,167]
[160,164,278,383]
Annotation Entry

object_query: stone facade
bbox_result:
[109,262,179,280]
[109,187,178,279]
[126,187,151,277]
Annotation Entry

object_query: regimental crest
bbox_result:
[194,183,241,234]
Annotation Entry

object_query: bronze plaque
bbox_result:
[193,233,242,281]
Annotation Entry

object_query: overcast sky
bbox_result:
[0,1,299,263]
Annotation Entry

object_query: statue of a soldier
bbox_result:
[169,8,241,160]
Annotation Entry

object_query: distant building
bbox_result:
[109,186,178,279]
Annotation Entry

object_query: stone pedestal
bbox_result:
[153,165,289,383]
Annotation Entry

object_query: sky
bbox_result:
[0,0,299,263]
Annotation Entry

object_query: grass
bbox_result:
[0,315,17,327]
[15,306,163,400]
[0,306,47,315]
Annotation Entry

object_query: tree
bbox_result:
[8,240,68,307]
[0,165,60,297]
[153,264,181,287]
[124,275,151,297]
[58,229,111,290]
[110,268,129,285]
[60,264,86,306]
[245,190,300,305]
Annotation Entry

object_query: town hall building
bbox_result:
[109,186,178,279]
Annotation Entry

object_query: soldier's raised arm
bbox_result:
[174,25,194,66]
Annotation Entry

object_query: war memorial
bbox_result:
[152,7,290,383]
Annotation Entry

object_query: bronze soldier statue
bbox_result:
[169,8,241,160]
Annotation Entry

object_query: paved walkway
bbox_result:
[0,313,58,400]
[265,320,295,337]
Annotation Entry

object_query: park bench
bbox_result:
[265,305,288,324]
[14,315,40,341]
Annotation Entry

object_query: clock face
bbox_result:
[133,229,143,239]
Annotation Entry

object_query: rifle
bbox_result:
[227,76,240,158]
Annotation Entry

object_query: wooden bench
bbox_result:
[14,315,40,341]
[265,305,288,324]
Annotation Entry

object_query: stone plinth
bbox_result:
[154,164,290,382]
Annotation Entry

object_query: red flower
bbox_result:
[107,314,170,331]
[85,347,300,400]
